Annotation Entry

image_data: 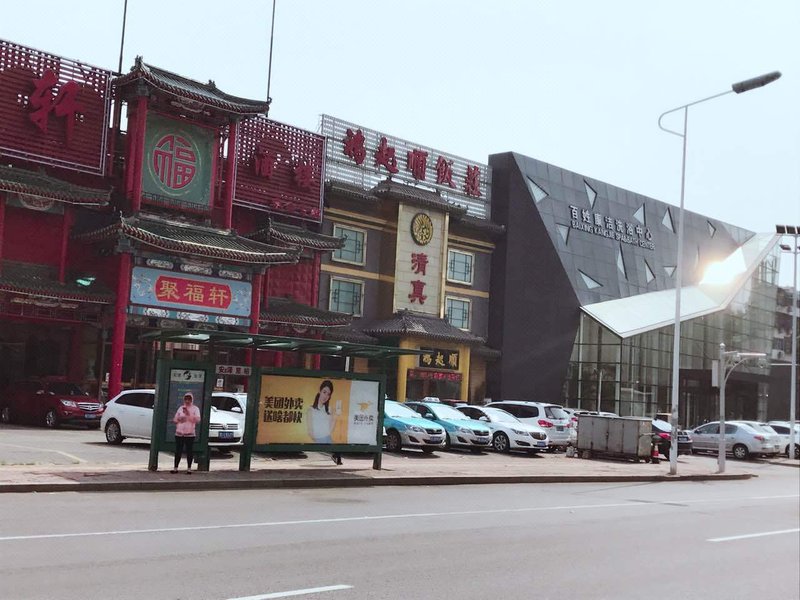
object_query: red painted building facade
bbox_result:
[0,39,345,404]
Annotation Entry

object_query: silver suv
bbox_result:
[486,401,571,450]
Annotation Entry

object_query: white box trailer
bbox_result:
[576,415,652,461]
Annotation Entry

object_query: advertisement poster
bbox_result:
[165,369,205,441]
[255,375,380,446]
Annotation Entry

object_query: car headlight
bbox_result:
[458,426,472,434]
[406,425,424,433]
[511,428,528,435]
[60,400,77,408]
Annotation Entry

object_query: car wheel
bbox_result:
[44,409,59,428]
[105,419,124,444]
[444,433,452,449]
[732,444,749,460]
[492,432,510,453]
[794,445,800,460]
[385,429,402,452]
[0,406,12,424]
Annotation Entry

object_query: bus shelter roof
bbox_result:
[140,329,426,359]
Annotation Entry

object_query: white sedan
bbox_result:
[101,389,242,447]
[457,405,549,453]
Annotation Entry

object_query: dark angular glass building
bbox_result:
[488,152,783,427]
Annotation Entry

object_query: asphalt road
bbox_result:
[0,465,797,600]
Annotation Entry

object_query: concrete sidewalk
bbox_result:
[0,450,779,494]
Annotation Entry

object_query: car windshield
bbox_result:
[652,419,672,432]
[385,402,419,418]
[430,404,471,420]
[47,382,85,395]
[483,407,519,423]
[742,422,773,434]
[544,406,568,419]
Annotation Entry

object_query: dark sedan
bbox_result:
[652,419,693,457]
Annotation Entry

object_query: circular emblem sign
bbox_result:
[152,134,197,190]
[410,213,434,245]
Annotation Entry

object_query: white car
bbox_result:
[767,421,800,458]
[486,401,572,450]
[211,392,247,441]
[457,405,550,453]
[101,389,243,447]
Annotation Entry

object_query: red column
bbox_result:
[108,253,132,400]
[58,206,73,284]
[313,330,322,369]
[311,252,321,306]
[130,95,148,213]
[246,272,263,366]
[0,194,5,277]
[223,120,238,229]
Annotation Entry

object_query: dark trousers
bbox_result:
[174,435,195,469]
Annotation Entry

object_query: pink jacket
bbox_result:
[173,404,201,437]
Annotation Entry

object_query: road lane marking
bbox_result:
[708,528,800,543]
[0,494,796,542]
[227,585,352,599]
[0,442,86,464]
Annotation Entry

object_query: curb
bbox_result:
[0,472,753,494]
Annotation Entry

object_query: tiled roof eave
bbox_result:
[0,167,110,205]
[259,315,351,328]
[74,222,300,265]
[115,69,268,116]
[0,283,113,304]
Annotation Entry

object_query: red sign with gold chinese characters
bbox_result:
[154,275,232,310]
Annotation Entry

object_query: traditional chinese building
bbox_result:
[0,39,345,401]
[317,116,503,403]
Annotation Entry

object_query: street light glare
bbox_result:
[731,71,782,94]
[700,253,746,285]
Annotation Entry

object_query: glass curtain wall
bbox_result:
[564,249,781,427]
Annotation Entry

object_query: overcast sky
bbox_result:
[4,0,799,284]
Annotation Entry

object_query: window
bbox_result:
[446,297,471,330]
[332,224,366,265]
[447,249,474,285]
[329,277,363,316]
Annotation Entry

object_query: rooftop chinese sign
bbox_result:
[142,114,214,210]
[321,115,491,220]
[235,116,325,223]
[0,39,113,174]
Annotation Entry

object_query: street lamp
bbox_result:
[776,224,799,460]
[717,344,767,473]
[657,71,782,476]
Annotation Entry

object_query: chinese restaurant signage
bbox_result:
[130,267,252,317]
[418,348,460,371]
[142,113,214,210]
[235,116,325,222]
[0,39,113,174]
[255,374,380,446]
[407,369,462,382]
[568,205,655,251]
[393,204,446,316]
[321,115,491,220]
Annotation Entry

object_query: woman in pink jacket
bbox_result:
[172,392,201,474]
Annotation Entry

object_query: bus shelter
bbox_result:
[140,329,424,471]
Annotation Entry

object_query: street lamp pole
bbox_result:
[717,344,767,473]
[657,71,781,476]
[776,225,799,460]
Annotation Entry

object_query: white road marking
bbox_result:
[0,442,85,464]
[0,494,796,542]
[226,585,352,599]
[707,528,800,543]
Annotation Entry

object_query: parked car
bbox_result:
[457,405,549,453]
[650,419,693,457]
[767,421,800,458]
[486,401,571,450]
[383,400,446,453]
[405,401,492,451]
[101,389,242,447]
[690,420,781,459]
[210,392,247,441]
[0,379,104,428]
[439,399,468,408]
